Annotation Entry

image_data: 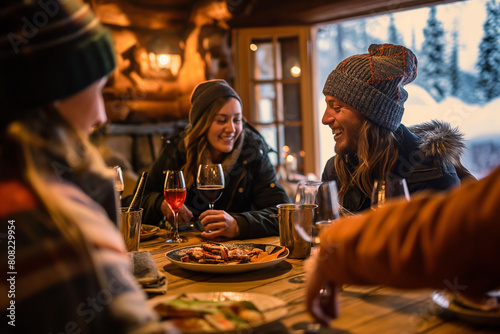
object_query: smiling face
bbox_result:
[322,95,365,155]
[207,98,243,162]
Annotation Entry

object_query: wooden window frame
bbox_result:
[233,26,320,177]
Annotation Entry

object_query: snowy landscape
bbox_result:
[403,85,500,179]
[316,0,500,179]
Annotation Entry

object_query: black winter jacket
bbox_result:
[322,121,465,213]
[132,124,290,239]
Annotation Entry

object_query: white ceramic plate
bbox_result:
[140,224,160,240]
[148,291,288,333]
[165,243,289,274]
[431,290,500,327]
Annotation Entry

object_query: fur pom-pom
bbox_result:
[409,120,466,166]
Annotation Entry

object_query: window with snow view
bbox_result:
[316,0,500,179]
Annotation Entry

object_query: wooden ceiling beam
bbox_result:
[228,0,463,28]
[95,0,191,32]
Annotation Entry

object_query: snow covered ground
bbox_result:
[404,85,500,140]
[404,85,500,178]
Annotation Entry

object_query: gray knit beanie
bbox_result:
[0,0,116,110]
[189,79,242,126]
[323,44,417,132]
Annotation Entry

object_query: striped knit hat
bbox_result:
[323,44,417,132]
[0,0,116,109]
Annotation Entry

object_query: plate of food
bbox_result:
[431,290,500,327]
[140,224,160,240]
[165,242,289,274]
[149,291,288,333]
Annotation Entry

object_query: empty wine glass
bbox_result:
[371,176,410,210]
[164,170,187,243]
[112,165,124,200]
[197,164,225,209]
[294,180,322,205]
[294,181,340,245]
[294,180,341,320]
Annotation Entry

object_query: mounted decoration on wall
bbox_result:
[91,0,234,123]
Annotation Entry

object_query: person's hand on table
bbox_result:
[199,210,239,239]
[161,200,193,223]
[305,247,340,326]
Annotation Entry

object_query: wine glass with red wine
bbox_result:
[197,164,224,210]
[164,170,187,243]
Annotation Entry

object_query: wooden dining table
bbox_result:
[140,229,500,334]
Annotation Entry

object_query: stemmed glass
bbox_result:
[294,181,340,246]
[164,170,187,243]
[112,165,124,200]
[294,181,341,319]
[197,164,225,209]
[295,180,322,205]
[371,176,410,210]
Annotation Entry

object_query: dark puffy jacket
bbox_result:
[130,123,290,239]
[322,121,469,213]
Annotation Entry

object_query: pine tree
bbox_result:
[336,24,345,61]
[419,6,449,101]
[360,19,369,48]
[476,0,500,102]
[449,27,461,96]
[388,15,402,45]
[411,29,417,54]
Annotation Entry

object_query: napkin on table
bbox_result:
[128,251,167,295]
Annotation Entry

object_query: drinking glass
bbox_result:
[294,181,341,318]
[294,180,322,205]
[294,181,340,245]
[196,164,225,209]
[371,176,410,210]
[113,165,124,200]
[164,170,187,243]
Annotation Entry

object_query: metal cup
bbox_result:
[277,203,316,259]
[119,208,143,252]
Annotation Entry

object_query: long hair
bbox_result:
[0,105,112,271]
[182,96,232,188]
[334,120,399,206]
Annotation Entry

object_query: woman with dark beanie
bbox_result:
[132,79,290,240]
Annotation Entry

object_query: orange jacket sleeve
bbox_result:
[318,166,500,297]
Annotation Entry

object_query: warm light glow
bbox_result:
[158,54,171,66]
[149,52,182,77]
[250,43,258,51]
[283,145,290,153]
[148,52,156,64]
[285,153,297,174]
[290,65,301,77]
